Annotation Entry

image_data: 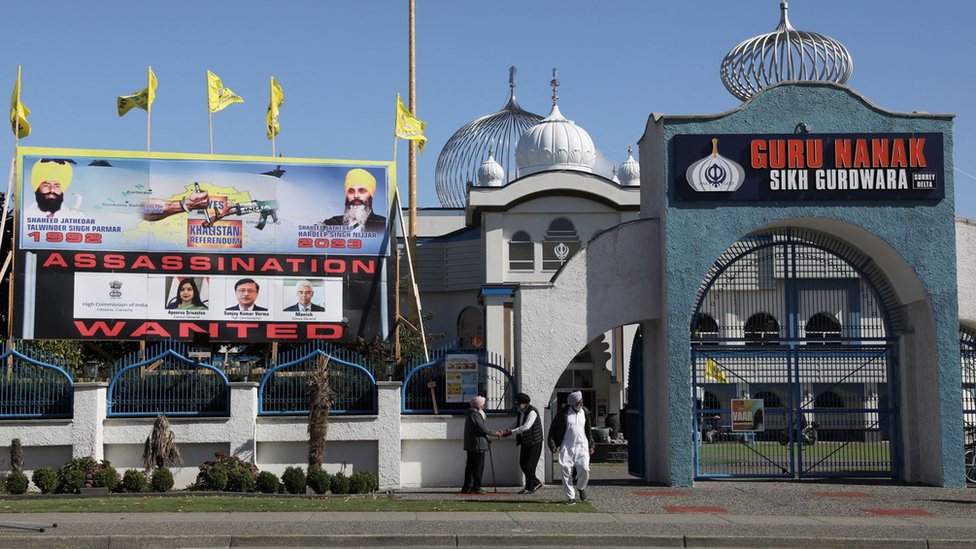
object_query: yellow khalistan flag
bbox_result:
[704,358,728,383]
[207,70,244,113]
[395,93,426,154]
[266,76,284,140]
[9,65,30,139]
[117,67,157,117]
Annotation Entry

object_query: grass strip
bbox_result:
[0,494,595,513]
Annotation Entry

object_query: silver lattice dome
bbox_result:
[434,67,544,207]
[720,1,853,102]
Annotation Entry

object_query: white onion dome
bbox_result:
[515,69,596,177]
[721,1,853,102]
[477,150,505,187]
[618,146,640,186]
[434,67,544,207]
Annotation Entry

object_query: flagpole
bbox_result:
[270,77,276,158]
[209,110,214,156]
[146,66,152,155]
[392,135,400,365]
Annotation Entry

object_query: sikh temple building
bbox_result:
[2,1,973,489]
[410,1,976,486]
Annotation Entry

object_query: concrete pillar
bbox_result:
[228,382,258,463]
[71,382,107,459]
[376,381,402,489]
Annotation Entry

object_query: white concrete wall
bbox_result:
[958,217,976,328]
[1,380,522,490]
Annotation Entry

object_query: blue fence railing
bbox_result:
[401,346,516,414]
[107,346,230,417]
[0,346,74,419]
[259,343,377,416]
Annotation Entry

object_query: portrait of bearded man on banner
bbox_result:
[26,158,83,218]
[320,168,386,232]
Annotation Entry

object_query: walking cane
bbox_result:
[487,439,498,493]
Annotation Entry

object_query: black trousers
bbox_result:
[462,450,485,491]
[519,443,542,489]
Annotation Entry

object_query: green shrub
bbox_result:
[329,471,350,495]
[281,466,306,495]
[225,467,255,493]
[306,468,331,495]
[122,469,148,493]
[349,471,378,494]
[196,452,257,491]
[256,471,280,494]
[200,464,229,491]
[150,468,174,492]
[57,457,98,493]
[5,471,29,494]
[31,467,58,494]
[92,464,120,491]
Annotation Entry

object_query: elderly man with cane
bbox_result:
[548,390,594,505]
[461,395,493,494]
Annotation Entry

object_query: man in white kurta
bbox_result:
[547,390,594,504]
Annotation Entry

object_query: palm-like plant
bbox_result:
[307,356,334,470]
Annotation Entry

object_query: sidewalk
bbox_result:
[1,468,974,548]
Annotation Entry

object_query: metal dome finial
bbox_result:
[550,68,560,106]
[720,1,853,102]
[434,67,545,207]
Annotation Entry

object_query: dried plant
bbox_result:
[143,415,184,470]
[307,355,334,470]
[10,438,23,472]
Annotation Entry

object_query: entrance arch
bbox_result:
[691,228,898,478]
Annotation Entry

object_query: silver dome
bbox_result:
[720,1,853,102]
[434,67,544,207]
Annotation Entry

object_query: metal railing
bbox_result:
[0,345,74,419]
[107,345,230,417]
[259,344,377,416]
[402,345,515,414]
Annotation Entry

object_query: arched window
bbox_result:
[693,314,719,343]
[542,218,581,271]
[508,231,534,271]
[806,312,842,344]
[457,306,484,348]
[753,390,783,409]
[744,313,779,345]
[813,391,845,408]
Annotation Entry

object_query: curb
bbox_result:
[0,534,974,549]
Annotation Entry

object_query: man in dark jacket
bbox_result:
[547,391,594,504]
[498,392,544,494]
[461,395,492,494]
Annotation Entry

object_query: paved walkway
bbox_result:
[1,466,974,548]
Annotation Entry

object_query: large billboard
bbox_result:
[673,133,945,202]
[14,147,395,343]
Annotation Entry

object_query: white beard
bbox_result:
[343,204,372,229]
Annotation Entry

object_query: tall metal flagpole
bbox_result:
[208,72,214,156]
[407,0,418,318]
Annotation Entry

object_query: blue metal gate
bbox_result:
[962,328,976,483]
[691,229,898,479]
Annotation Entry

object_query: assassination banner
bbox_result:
[15,147,395,343]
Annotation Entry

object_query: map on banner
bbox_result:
[14,148,395,343]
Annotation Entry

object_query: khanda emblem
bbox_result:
[686,138,745,193]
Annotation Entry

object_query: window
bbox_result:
[693,314,719,343]
[805,312,842,344]
[744,313,780,345]
[456,307,484,348]
[508,231,534,271]
[542,218,581,271]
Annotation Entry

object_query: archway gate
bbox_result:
[691,229,899,479]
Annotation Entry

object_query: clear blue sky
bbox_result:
[4,0,975,217]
